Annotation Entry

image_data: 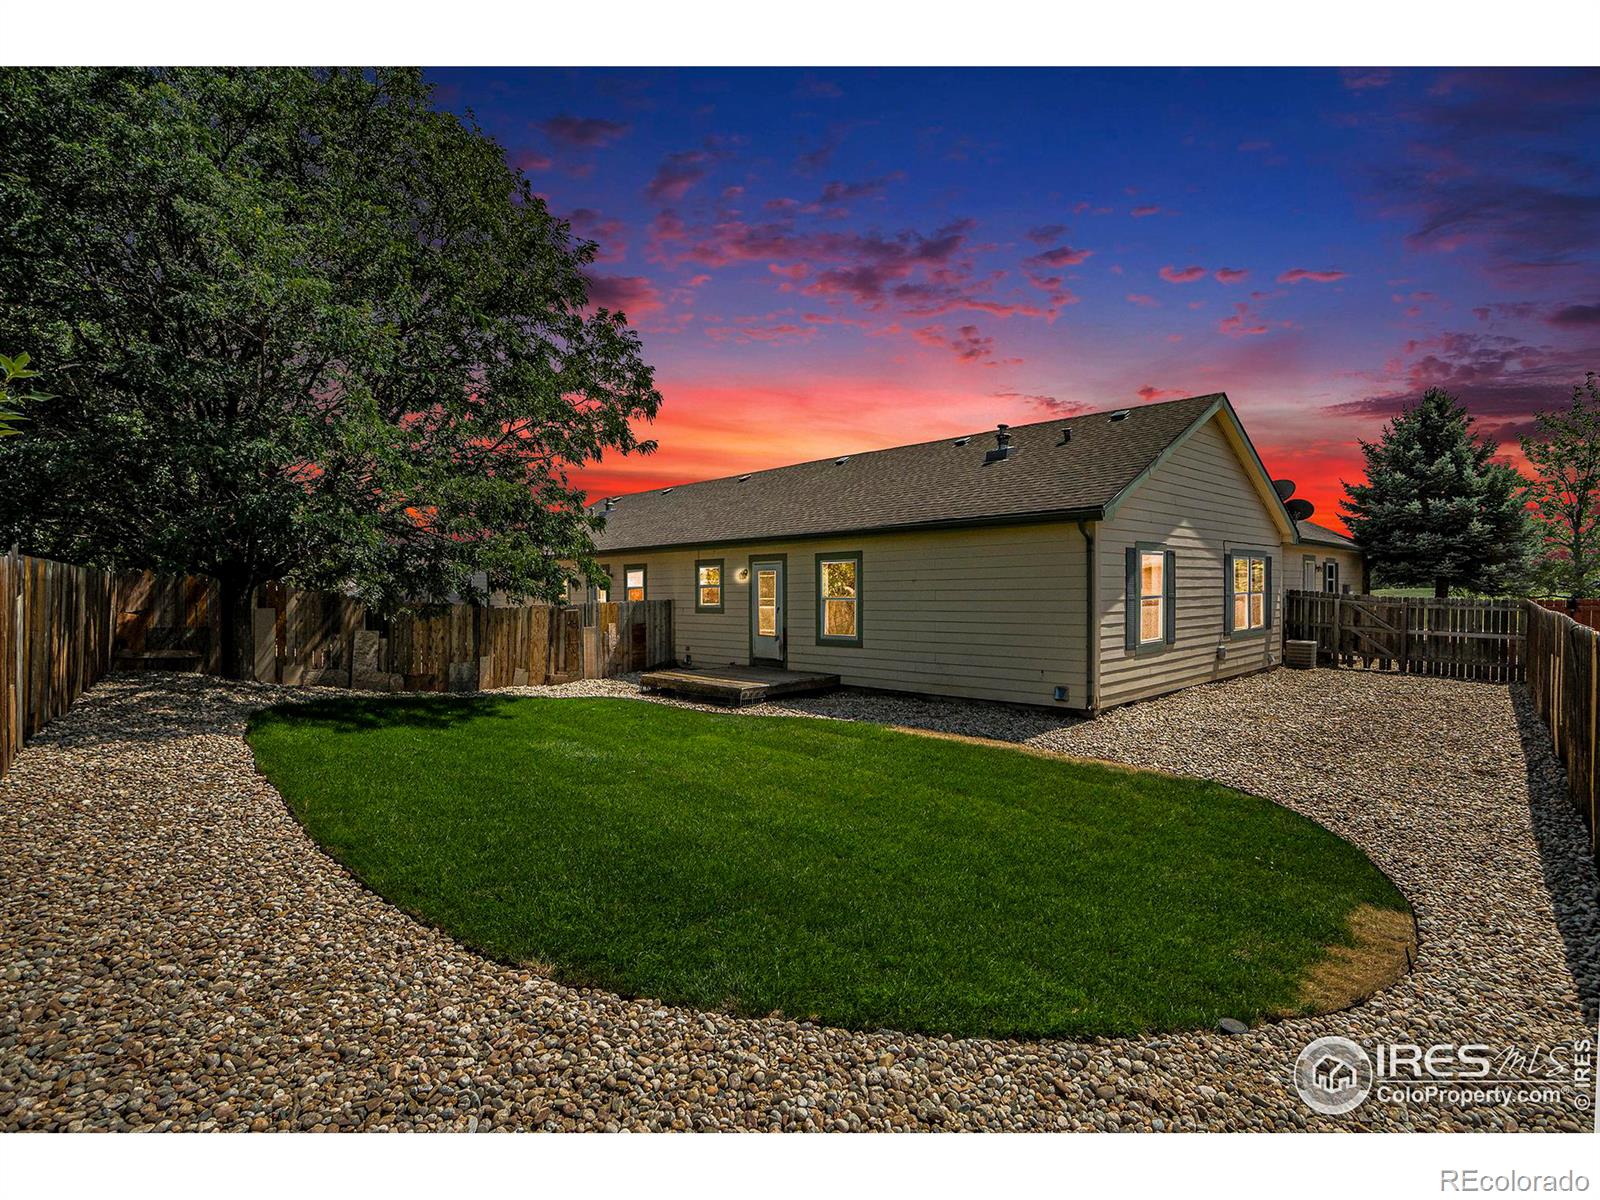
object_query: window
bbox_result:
[1228,551,1271,634]
[1125,542,1175,651]
[1323,560,1339,594]
[1138,550,1165,643]
[815,552,862,645]
[623,564,646,602]
[694,559,724,613]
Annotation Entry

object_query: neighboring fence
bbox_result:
[1531,598,1600,632]
[1524,601,1600,872]
[1,549,117,778]
[1284,590,1526,683]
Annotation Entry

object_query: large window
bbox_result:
[815,552,862,646]
[1229,552,1270,634]
[623,564,647,602]
[695,559,724,613]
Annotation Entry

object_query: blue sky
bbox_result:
[429,67,1600,526]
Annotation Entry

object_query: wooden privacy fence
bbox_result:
[1524,601,1600,873]
[2,548,675,781]
[114,570,223,673]
[1,549,117,779]
[1284,590,1525,683]
[254,592,673,693]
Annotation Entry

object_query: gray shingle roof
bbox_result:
[1295,519,1361,551]
[591,393,1228,552]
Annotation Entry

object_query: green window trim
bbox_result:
[694,558,725,613]
[1224,548,1273,639]
[815,551,864,647]
[622,562,647,603]
[1123,542,1176,654]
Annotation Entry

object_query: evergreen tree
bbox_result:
[1341,388,1533,597]
[1522,373,1600,606]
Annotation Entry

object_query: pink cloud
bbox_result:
[1214,268,1250,284]
[912,323,1019,367]
[1130,205,1164,218]
[647,148,719,203]
[538,114,631,149]
[1279,268,1349,284]
[1237,140,1273,153]
[584,273,663,317]
[565,207,627,262]
[514,150,553,172]
[1137,386,1187,402]
[1025,244,1094,268]
[1160,265,1207,284]
[1219,302,1269,337]
[1125,293,1159,307]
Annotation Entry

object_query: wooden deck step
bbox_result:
[639,665,840,707]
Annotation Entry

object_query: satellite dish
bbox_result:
[1285,497,1315,521]
[1272,478,1296,501]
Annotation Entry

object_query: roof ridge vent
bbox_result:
[834,455,850,465]
[1109,409,1132,421]
[953,435,971,446]
[661,486,674,494]
[738,473,752,482]
[983,423,1017,465]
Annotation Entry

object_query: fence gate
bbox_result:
[1284,590,1525,683]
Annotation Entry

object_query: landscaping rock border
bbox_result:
[1,669,1594,1131]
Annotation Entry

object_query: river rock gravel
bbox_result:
[0,669,1594,1132]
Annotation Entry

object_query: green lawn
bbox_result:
[247,695,1409,1039]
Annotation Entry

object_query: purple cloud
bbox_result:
[538,114,631,149]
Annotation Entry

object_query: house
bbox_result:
[1291,518,1366,595]
[577,392,1364,715]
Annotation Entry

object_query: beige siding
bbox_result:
[603,522,1090,708]
[1096,415,1287,709]
[1286,545,1365,594]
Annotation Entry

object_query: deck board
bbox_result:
[638,665,840,706]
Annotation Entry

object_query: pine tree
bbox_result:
[1522,373,1600,606]
[1341,388,1534,597]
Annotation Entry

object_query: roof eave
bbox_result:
[591,505,1107,556]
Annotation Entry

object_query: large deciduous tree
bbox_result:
[0,68,659,676]
[1341,387,1533,597]
[1522,372,1600,606]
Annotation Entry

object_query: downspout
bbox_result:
[1077,519,1098,715]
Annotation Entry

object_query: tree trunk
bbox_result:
[1434,578,1449,599]
[217,572,257,681]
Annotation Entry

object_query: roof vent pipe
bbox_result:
[603,497,616,512]
[984,423,1017,465]
[1057,427,1072,445]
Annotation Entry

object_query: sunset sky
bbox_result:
[431,67,1600,532]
